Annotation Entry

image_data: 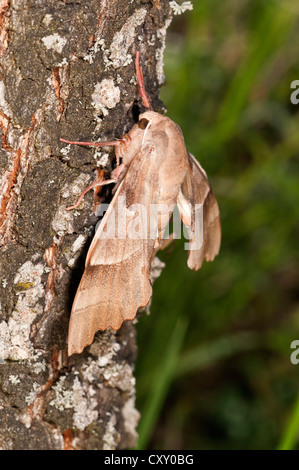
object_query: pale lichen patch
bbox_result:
[83,4,147,69]
[93,150,110,168]
[42,14,53,27]
[49,376,74,411]
[79,332,122,384]
[59,144,71,159]
[72,377,98,431]
[88,330,120,366]
[71,234,86,254]
[65,234,88,268]
[49,375,98,431]
[8,375,21,385]
[91,79,121,117]
[29,354,47,375]
[122,398,140,445]
[0,80,12,117]
[102,363,135,393]
[19,410,32,429]
[109,8,147,69]
[83,37,106,65]
[51,173,91,234]
[170,1,193,15]
[25,382,40,406]
[150,256,166,284]
[60,175,87,201]
[156,18,173,85]
[4,318,32,360]
[102,413,120,450]
[42,34,67,54]
[0,321,9,360]
[0,260,46,360]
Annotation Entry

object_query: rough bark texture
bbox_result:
[0,0,174,450]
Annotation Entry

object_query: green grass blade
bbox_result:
[136,317,188,450]
[199,2,296,151]
[175,332,261,378]
[278,392,299,450]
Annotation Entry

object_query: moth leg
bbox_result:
[66,177,117,211]
[158,233,175,251]
[60,137,120,148]
[135,51,153,110]
[61,135,131,210]
[111,163,126,180]
[115,134,131,167]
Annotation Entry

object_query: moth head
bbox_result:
[139,110,164,127]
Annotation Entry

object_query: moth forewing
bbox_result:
[68,135,162,356]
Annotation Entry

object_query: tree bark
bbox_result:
[0,0,172,450]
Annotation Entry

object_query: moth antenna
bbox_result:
[135,51,153,110]
[60,138,120,148]
[66,177,117,211]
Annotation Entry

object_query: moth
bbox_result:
[61,52,221,356]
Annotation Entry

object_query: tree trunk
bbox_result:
[0,0,172,450]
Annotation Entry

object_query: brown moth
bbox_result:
[61,52,221,356]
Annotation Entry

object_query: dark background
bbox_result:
[135,0,299,450]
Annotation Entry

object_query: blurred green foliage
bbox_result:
[135,0,299,450]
